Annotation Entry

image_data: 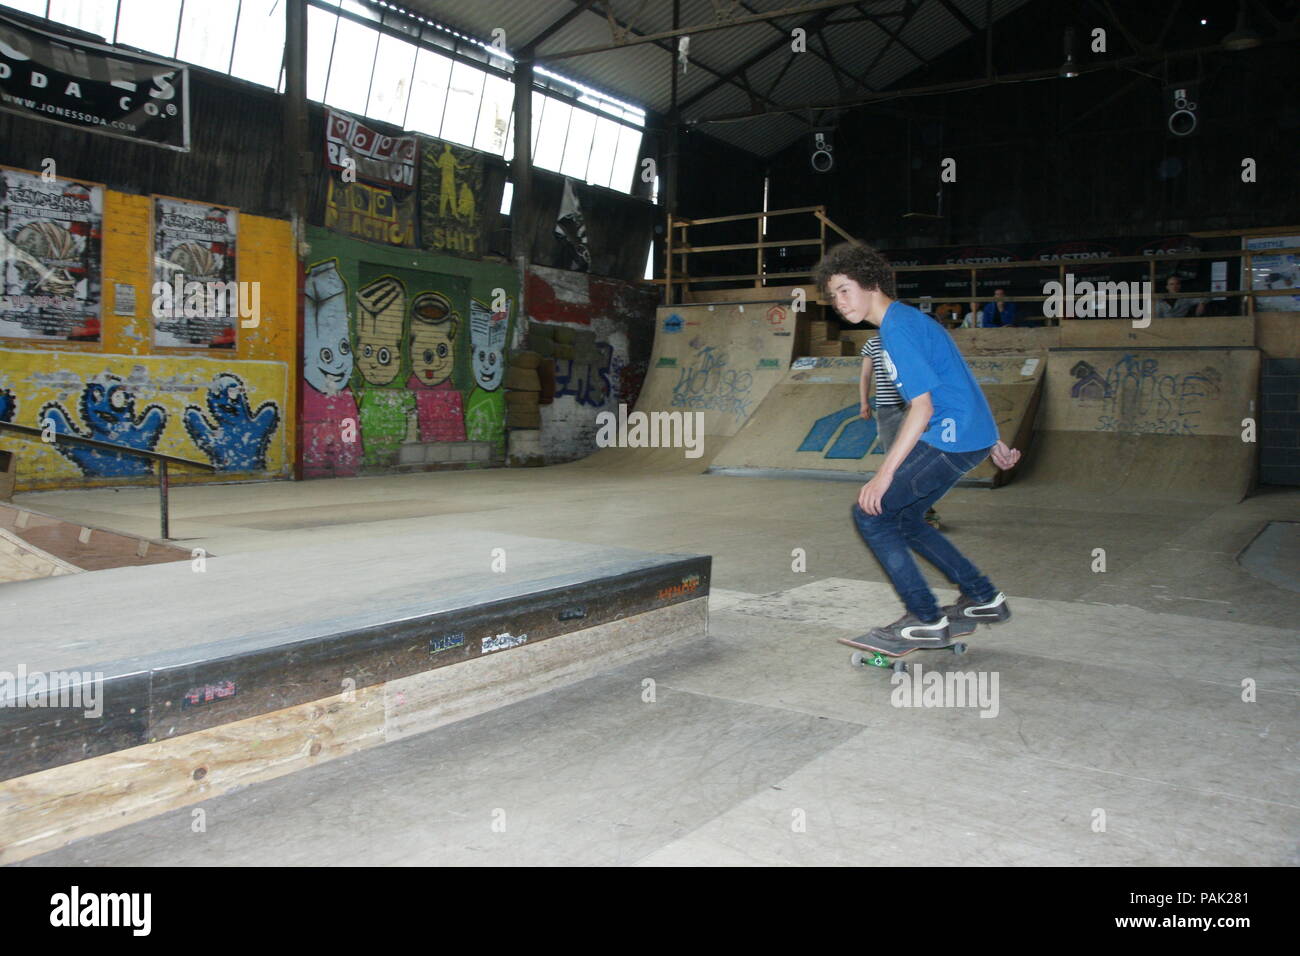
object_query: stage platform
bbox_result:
[0,531,709,861]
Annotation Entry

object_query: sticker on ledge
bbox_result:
[1020,357,1040,377]
[430,632,465,654]
[481,631,528,653]
[181,680,237,709]
[657,574,701,601]
[662,313,684,333]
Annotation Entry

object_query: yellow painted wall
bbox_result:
[0,188,297,490]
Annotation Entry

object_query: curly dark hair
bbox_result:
[812,241,897,298]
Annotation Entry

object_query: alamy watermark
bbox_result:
[152,276,261,328]
[594,404,705,459]
[890,663,999,718]
[1043,273,1152,327]
[0,665,103,718]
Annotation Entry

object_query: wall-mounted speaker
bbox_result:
[810,130,834,173]
[1165,83,1199,136]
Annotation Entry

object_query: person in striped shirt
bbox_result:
[860,336,940,528]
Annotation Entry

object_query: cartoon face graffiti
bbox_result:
[304,260,353,396]
[410,292,458,388]
[85,379,142,434]
[355,275,405,386]
[469,298,508,391]
[207,373,250,419]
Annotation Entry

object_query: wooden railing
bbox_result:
[660,205,855,304]
[891,242,1300,320]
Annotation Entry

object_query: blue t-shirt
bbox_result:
[879,301,998,452]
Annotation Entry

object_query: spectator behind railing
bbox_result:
[980,288,1019,327]
[1157,274,1207,317]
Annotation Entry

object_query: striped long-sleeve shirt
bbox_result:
[861,337,904,406]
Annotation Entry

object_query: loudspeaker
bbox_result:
[809,130,834,173]
[1165,83,1199,136]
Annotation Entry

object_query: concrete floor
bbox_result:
[11,466,1300,866]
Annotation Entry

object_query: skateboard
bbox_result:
[837,632,967,674]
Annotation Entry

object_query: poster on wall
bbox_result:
[1244,235,1300,312]
[0,164,103,343]
[420,138,485,257]
[323,176,416,247]
[324,109,418,190]
[0,12,190,151]
[151,195,239,349]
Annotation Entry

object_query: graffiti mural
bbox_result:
[1,351,287,485]
[554,341,612,407]
[303,259,360,478]
[354,274,415,469]
[408,291,466,442]
[670,345,756,423]
[183,372,280,471]
[300,252,514,476]
[1069,354,1224,434]
[466,297,509,457]
[39,376,167,477]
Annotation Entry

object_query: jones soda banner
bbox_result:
[0,164,103,343]
[0,12,190,150]
[151,195,239,349]
[420,138,485,257]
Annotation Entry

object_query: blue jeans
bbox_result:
[851,440,996,622]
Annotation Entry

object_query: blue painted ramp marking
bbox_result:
[826,417,878,458]
[798,405,859,452]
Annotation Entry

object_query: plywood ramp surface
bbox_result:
[567,303,797,474]
[1018,347,1260,501]
[709,353,1045,487]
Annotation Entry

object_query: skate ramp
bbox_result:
[0,503,191,582]
[1017,348,1260,501]
[569,303,797,474]
[709,353,1045,487]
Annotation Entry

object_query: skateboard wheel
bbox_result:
[850,650,866,668]
[953,642,967,655]
[892,660,907,675]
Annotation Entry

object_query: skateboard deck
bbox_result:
[837,633,968,673]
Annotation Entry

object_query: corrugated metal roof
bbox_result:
[394,0,1034,155]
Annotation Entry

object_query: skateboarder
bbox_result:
[860,334,939,528]
[814,241,1021,645]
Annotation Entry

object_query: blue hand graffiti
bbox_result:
[184,372,280,471]
[39,379,167,477]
